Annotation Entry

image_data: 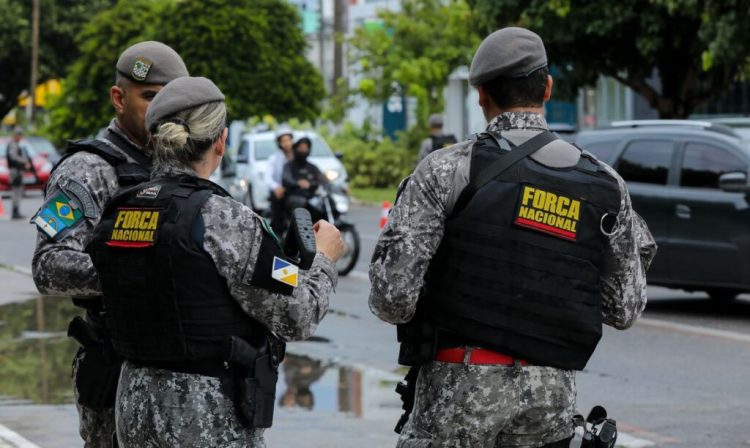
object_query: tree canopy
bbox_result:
[469,0,750,118]
[349,0,480,126]
[155,0,324,123]
[45,0,325,143]
[0,0,115,121]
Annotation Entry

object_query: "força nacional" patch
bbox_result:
[514,185,580,241]
[106,208,161,248]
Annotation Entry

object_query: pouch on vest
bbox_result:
[397,314,437,367]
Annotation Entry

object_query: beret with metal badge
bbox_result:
[116,41,189,85]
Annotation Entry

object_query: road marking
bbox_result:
[0,264,32,277]
[615,432,657,447]
[0,424,40,448]
[637,317,750,345]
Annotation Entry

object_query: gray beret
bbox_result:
[145,76,225,131]
[428,114,444,128]
[469,27,548,86]
[116,41,188,85]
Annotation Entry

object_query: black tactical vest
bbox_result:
[87,176,265,366]
[53,135,151,313]
[424,135,621,370]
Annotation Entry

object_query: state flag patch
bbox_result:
[271,257,299,288]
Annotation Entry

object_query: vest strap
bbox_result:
[454,131,558,215]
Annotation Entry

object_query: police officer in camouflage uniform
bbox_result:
[86,76,343,447]
[369,27,657,448]
[31,41,188,447]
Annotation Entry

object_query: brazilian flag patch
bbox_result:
[34,192,84,240]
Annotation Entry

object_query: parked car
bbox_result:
[576,120,750,301]
[702,117,750,141]
[230,130,349,214]
[0,137,54,191]
[25,136,62,164]
[548,122,577,143]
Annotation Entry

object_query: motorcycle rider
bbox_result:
[265,126,294,233]
[281,136,327,218]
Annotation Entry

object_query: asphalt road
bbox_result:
[0,194,749,447]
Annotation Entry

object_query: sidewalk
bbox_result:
[0,404,399,448]
[0,266,37,307]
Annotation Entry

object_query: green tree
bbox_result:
[0,0,115,121]
[469,0,750,118]
[45,0,325,143]
[349,0,481,126]
[155,0,324,123]
[44,0,165,143]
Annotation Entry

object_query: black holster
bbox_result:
[394,365,421,434]
[397,316,437,367]
[225,335,285,428]
[68,315,121,410]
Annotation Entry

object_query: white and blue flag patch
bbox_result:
[271,256,299,288]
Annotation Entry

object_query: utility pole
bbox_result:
[318,0,326,90]
[28,0,40,125]
[332,0,344,95]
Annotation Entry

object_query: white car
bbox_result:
[227,130,348,213]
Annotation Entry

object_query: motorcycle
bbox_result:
[285,184,360,276]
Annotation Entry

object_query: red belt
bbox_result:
[435,347,528,366]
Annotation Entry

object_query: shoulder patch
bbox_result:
[105,207,162,248]
[33,190,85,240]
[514,184,580,242]
[271,256,299,287]
[60,178,98,219]
[136,185,162,200]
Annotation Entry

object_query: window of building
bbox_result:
[680,142,747,189]
[617,140,673,185]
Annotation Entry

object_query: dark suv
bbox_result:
[576,120,750,301]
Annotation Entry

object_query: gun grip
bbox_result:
[284,208,317,269]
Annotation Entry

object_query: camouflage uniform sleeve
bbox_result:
[31,153,120,296]
[368,142,473,324]
[201,195,337,342]
[599,164,657,329]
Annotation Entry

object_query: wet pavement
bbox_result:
[0,295,403,447]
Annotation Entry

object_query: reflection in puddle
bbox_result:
[0,300,401,418]
[279,354,402,420]
[0,297,81,405]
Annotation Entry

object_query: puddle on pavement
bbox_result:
[0,298,401,418]
[0,296,82,405]
[278,354,402,420]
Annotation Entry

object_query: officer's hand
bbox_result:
[313,220,344,262]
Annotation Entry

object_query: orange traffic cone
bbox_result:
[379,201,391,229]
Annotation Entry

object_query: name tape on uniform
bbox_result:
[271,257,299,288]
[106,208,161,248]
[514,185,580,241]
